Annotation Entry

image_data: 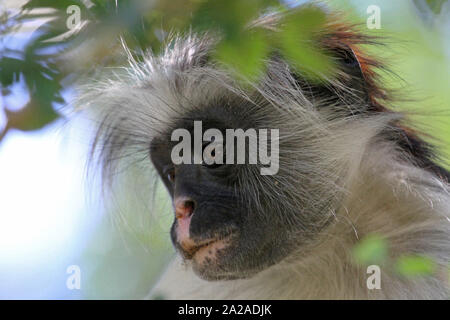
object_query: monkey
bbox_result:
[81,9,450,299]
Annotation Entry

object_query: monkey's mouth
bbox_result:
[179,234,233,260]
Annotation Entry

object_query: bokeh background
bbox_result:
[0,0,449,299]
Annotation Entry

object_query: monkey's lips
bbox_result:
[178,235,232,261]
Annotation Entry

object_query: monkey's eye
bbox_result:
[164,166,175,183]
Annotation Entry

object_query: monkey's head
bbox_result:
[86,11,401,280]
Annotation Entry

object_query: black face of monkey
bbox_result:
[149,106,293,280]
[94,20,390,280]
[146,48,368,280]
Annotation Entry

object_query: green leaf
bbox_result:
[0,57,25,87]
[5,60,62,132]
[214,29,268,81]
[192,0,261,40]
[284,6,328,35]
[278,6,336,82]
[395,255,436,277]
[5,101,60,132]
[353,234,388,265]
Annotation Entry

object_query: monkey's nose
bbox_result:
[175,196,195,220]
[174,196,197,253]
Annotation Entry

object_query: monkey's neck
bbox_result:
[274,145,450,299]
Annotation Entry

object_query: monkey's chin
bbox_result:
[191,258,260,281]
[179,237,243,281]
[188,241,263,281]
[190,237,230,267]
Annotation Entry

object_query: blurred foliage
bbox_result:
[0,0,447,140]
[353,234,443,279]
[353,234,388,265]
[0,0,336,141]
[395,254,436,277]
[278,6,336,81]
[79,164,175,299]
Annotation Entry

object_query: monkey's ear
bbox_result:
[338,47,361,71]
[336,46,365,81]
[287,46,369,104]
[333,46,372,101]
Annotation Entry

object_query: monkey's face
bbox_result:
[149,108,295,280]
[91,21,372,281]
